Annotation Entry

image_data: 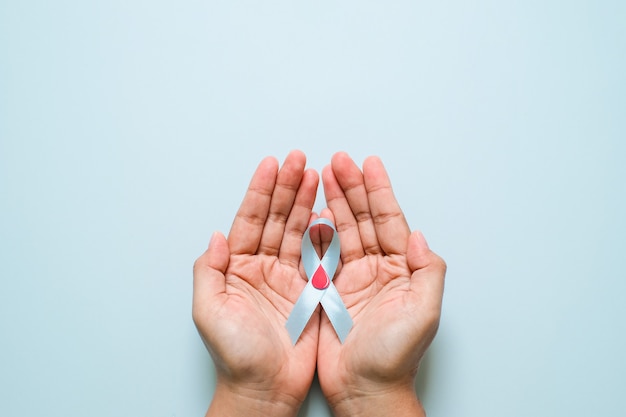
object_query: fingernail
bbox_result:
[208,232,218,248]
[415,230,430,249]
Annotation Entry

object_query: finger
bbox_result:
[318,207,335,257]
[307,212,321,258]
[258,150,308,256]
[330,152,380,255]
[278,168,319,266]
[322,163,365,263]
[228,156,279,254]
[407,231,447,312]
[362,155,410,255]
[298,212,319,280]
[192,232,230,330]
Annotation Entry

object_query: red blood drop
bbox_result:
[311,265,330,290]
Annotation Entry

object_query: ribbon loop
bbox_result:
[286,218,353,344]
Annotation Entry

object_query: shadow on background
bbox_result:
[299,372,332,417]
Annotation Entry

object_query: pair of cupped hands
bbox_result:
[193,151,446,417]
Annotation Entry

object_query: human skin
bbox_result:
[192,150,320,417]
[316,152,447,417]
[192,150,446,417]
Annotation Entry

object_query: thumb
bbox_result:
[192,232,230,324]
[407,231,446,309]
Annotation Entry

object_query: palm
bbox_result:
[318,254,427,389]
[316,153,445,401]
[212,253,318,396]
[193,151,320,404]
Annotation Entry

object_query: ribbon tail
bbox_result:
[286,282,322,344]
[320,285,353,343]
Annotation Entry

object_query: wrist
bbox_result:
[206,380,302,417]
[327,382,425,417]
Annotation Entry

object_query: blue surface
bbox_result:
[1,1,625,416]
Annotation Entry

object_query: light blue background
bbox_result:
[1,1,624,416]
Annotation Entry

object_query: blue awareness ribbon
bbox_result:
[286,218,353,344]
